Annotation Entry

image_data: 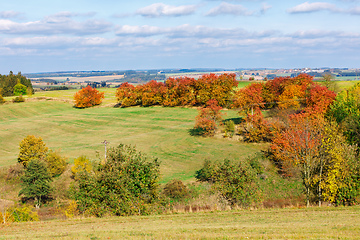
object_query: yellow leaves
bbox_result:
[18,135,48,167]
[278,85,304,109]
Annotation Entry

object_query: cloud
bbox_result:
[206,2,254,16]
[0,13,111,35]
[115,24,277,39]
[261,3,272,14]
[136,3,197,17]
[0,11,23,19]
[288,2,339,13]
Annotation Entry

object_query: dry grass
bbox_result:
[0,206,359,239]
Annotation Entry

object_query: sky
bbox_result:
[0,0,359,74]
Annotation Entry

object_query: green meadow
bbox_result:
[0,91,261,183]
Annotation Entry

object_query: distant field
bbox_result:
[1,206,359,239]
[0,96,261,183]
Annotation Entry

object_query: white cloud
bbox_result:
[206,2,254,16]
[0,13,112,35]
[288,2,339,13]
[261,3,272,14]
[0,11,23,19]
[136,3,197,17]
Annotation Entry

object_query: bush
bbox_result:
[12,95,25,103]
[13,83,27,96]
[73,85,104,108]
[71,155,92,179]
[46,150,67,177]
[72,144,160,217]
[224,120,235,138]
[196,159,261,207]
[0,95,5,104]
[163,179,189,200]
[1,205,39,223]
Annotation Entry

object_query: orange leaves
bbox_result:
[115,73,238,108]
[305,84,336,114]
[233,82,264,113]
[74,85,104,108]
[194,99,224,136]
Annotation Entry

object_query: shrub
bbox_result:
[1,205,39,223]
[163,179,189,200]
[196,159,261,207]
[72,144,160,217]
[71,155,92,179]
[243,110,271,142]
[12,95,25,103]
[224,120,235,138]
[74,85,104,108]
[193,99,224,136]
[0,94,5,104]
[46,150,67,177]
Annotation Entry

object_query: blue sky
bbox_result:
[0,0,359,74]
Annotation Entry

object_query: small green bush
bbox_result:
[196,159,261,207]
[224,120,235,138]
[13,95,25,103]
[163,179,188,200]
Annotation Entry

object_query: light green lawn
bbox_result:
[0,98,260,183]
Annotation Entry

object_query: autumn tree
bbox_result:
[233,82,264,113]
[74,85,104,108]
[115,82,140,107]
[271,113,324,207]
[243,109,271,142]
[193,99,224,136]
[305,84,336,114]
[46,150,67,177]
[18,135,48,168]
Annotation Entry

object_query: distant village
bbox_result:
[27,68,360,90]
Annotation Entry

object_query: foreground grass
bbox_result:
[1,206,359,239]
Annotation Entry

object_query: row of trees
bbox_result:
[0,71,34,97]
[115,73,238,107]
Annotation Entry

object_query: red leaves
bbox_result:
[74,85,104,108]
[194,99,224,136]
[305,83,336,114]
[116,73,238,108]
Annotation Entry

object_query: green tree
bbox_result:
[19,159,53,208]
[18,135,48,167]
[73,144,160,217]
[13,82,27,96]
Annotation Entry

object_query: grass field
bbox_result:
[1,206,359,239]
[0,94,262,183]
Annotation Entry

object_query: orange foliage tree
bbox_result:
[115,82,140,107]
[233,82,264,113]
[193,99,224,136]
[305,84,336,114]
[271,113,324,207]
[74,85,104,108]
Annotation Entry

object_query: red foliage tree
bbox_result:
[139,80,166,106]
[74,85,104,108]
[115,82,140,107]
[305,83,336,114]
[233,82,264,113]
[194,99,224,136]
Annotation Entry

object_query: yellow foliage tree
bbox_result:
[18,135,48,167]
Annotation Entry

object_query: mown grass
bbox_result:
[1,206,359,239]
[0,98,261,183]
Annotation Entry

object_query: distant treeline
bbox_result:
[0,71,34,96]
